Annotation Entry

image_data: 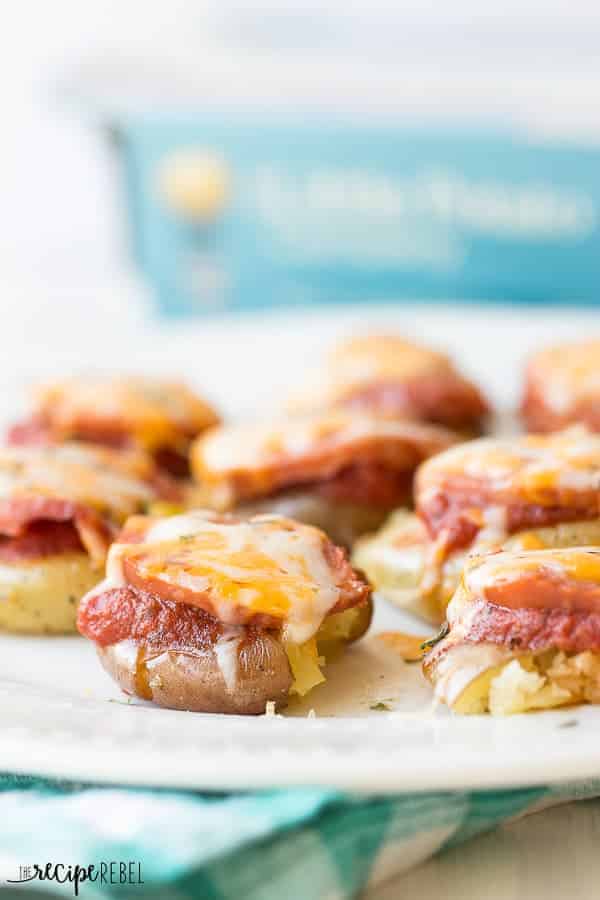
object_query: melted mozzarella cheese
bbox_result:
[195,413,446,479]
[104,512,342,643]
[329,335,450,381]
[287,335,452,412]
[464,547,600,601]
[213,631,242,692]
[35,375,217,449]
[529,341,600,412]
[0,444,156,521]
[419,429,600,501]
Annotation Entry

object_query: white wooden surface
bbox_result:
[371,800,600,899]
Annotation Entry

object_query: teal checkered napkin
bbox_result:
[0,774,598,899]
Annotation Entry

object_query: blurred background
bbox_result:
[1,1,599,349]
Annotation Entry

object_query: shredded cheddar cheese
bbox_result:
[34,376,219,451]
[0,444,158,523]
[418,428,600,506]
[102,511,342,643]
[287,335,454,413]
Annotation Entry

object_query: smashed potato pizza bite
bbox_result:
[0,444,180,633]
[522,339,600,433]
[190,413,457,548]
[355,429,600,623]
[287,334,490,433]
[353,511,467,624]
[8,375,220,478]
[77,510,373,714]
[423,547,600,715]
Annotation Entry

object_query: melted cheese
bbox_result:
[35,375,218,450]
[104,511,341,643]
[418,428,600,503]
[328,335,451,382]
[213,631,242,692]
[194,413,450,482]
[0,444,156,522]
[464,547,600,601]
[529,341,600,412]
[287,335,453,412]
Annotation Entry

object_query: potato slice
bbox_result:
[423,639,513,713]
[505,519,600,551]
[424,640,600,715]
[0,553,99,634]
[353,510,456,623]
[315,598,373,659]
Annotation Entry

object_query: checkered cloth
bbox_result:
[0,775,598,898]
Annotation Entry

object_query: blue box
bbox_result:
[116,117,600,315]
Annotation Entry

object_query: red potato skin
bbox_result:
[78,587,295,714]
[96,636,293,714]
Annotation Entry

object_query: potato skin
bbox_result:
[316,598,373,659]
[98,631,293,714]
[0,552,99,634]
[236,491,390,549]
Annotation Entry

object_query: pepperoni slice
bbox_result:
[77,585,225,649]
[103,512,372,632]
[463,599,600,654]
[312,462,412,508]
[7,415,191,480]
[193,414,457,508]
[0,496,112,566]
[6,416,53,447]
[118,533,370,628]
[415,434,600,554]
[342,372,489,431]
[440,548,600,655]
[522,340,600,434]
[0,521,84,563]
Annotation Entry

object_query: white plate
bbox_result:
[1,302,600,793]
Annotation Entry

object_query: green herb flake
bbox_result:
[370,702,392,712]
[420,621,450,651]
